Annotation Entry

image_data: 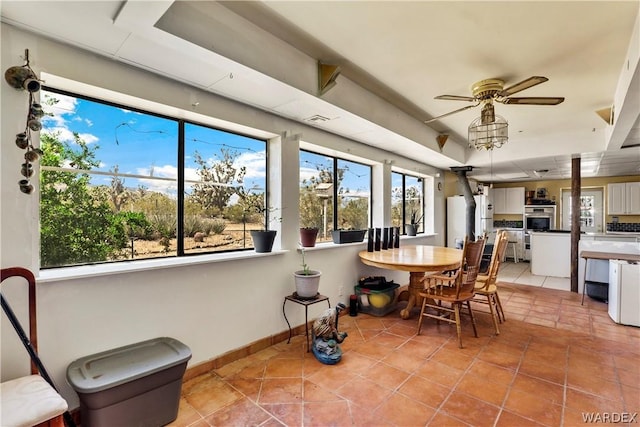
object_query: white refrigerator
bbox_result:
[608,260,640,327]
[447,193,494,248]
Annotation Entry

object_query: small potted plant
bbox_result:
[294,247,321,298]
[239,191,279,253]
[406,210,423,236]
[300,226,319,247]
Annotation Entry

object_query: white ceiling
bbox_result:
[2,1,639,182]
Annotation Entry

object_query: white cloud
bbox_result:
[300,166,319,183]
[235,151,266,179]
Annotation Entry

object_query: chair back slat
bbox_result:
[482,231,508,288]
[457,238,485,297]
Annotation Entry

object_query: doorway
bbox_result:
[561,187,604,233]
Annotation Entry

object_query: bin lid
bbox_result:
[66,337,191,393]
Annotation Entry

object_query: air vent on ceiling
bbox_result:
[303,114,331,123]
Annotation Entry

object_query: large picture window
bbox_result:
[299,150,371,242]
[39,88,267,268]
[391,172,424,234]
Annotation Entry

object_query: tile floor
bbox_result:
[170,263,639,427]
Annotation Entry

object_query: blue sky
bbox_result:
[41,90,375,200]
[41,90,267,197]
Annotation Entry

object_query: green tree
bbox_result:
[190,148,246,216]
[40,132,128,267]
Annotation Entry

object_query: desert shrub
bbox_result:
[207,218,227,235]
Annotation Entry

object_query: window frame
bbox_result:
[391,171,425,235]
[299,149,373,235]
[39,86,269,269]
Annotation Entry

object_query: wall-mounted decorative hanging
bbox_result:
[4,49,43,195]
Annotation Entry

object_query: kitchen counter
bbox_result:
[530,231,570,278]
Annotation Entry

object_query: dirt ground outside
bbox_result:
[125,222,262,259]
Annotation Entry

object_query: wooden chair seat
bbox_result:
[472,231,508,333]
[417,237,485,348]
[1,375,67,427]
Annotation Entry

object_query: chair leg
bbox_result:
[454,303,463,348]
[466,301,478,338]
[495,293,506,322]
[487,294,500,335]
[417,297,427,335]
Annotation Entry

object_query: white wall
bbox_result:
[1,24,444,408]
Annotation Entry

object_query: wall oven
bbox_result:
[524,205,556,260]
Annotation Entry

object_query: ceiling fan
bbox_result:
[424,76,565,124]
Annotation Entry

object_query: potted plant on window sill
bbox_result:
[300,226,319,247]
[405,210,423,236]
[240,191,280,253]
[294,247,321,298]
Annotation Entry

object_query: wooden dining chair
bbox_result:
[417,237,485,348]
[473,230,509,335]
[1,267,71,427]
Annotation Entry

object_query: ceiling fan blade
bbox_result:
[498,76,548,97]
[424,103,479,123]
[500,97,565,105]
[435,95,476,102]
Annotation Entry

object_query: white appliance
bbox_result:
[447,190,493,248]
[608,260,640,327]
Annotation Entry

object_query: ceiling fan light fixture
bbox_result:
[468,113,508,150]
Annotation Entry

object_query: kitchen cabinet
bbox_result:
[608,182,640,215]
[493,187,525,214]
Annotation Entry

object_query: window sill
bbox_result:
[297,233,438,252]
[37,250,288,283]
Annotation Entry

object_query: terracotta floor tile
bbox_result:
[564,387,625,414]
[166,398,201,427]
[614,353,640,373]
[467,359,515,385]
[503,388,563,426]
[203,397,272,426]
[374,392,435,426]
[258,378,303,404]
[306,364,358,390]
[398,374,451,408]
[351,341,395,360]
[385,321,421,338]
[382,348,429,373]
[303,379,342,402]
[264,357,303,378]
[370,331,410,348]
[431,348,475,371]
[621,384,640,412]
[566,371,622,402]
[226,378,262,402]
[518,357,566,385]
[440,391,501,427]
[415,359,465,388]
[455,372,510,407]
[184,379,244,417]
[476,346,522,370]
[303,400,351,426]
[261,403,302,426]
[428,411,472,426]
[330,350,377,375]
[495,409,546,427]
[349,402,394,427]
[511,373,565,405]
[175,280,640,426]
[362,361,411,390]
[336,377,393,411]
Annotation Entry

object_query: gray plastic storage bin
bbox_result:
[67,337,191,427]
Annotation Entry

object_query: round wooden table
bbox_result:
[358,245,463,319]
